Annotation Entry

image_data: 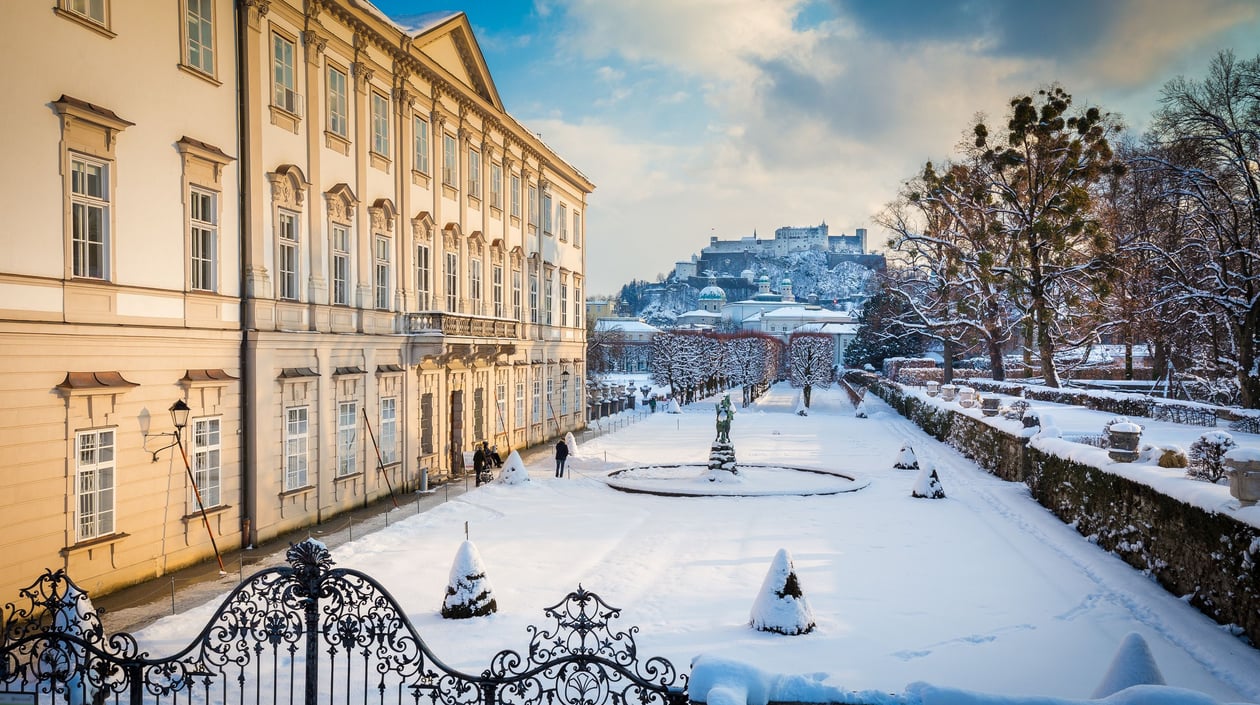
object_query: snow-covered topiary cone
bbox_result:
[441,540,498,619]
[1092,632,1165,698]
[911,464,945,499]
[496,450,531,485]
[793,394,807,416]
[750,548,815,635]
[893,444,918,470]
[854,401,868,418]
[564,431,577,457]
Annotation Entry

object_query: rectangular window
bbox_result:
[575,375,583,412]
[542,192,553,235]
[490,163,502,209]
[512,268,522,321]
[492,264,504,318]
[529,272,538,323]
[278,210,299,300]
[560,279,568,327]
[66,0,107,24]
[413,116,429,174]
[574,283,582,328]
[573,211,582,247]
[332,225,350,305]
[371,91,389,156]
[272,33,298,114]
[468,149,481,196]
[544,276,554,326]
[510,173,521,218]
[558,203,568,241]
[442,133,457,186]
[337,401,357,477]
[495,383,507,434]
[75,428,115,542]
[285,407,309,490]
[532,379,542,424]
[469,257,483,309]
[561,377,569,416]
[375,235,391,310]
[528,184,538,227]
[185,0,214,75]
[445,252,458,311]
[380,397,397,464]
[421,393,434,455]
[546,378,554,419]
[71,155,109,280]
[190,188,216,292]
[514,382,525,428]
[415,242,430,309]
[327,65,348,138]
[192,417,221,508]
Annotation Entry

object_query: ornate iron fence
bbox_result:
[0,540,689,705]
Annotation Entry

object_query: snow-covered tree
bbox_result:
[1187,431,1236,483]
[912,465,946,499]
[787,333,834,407]
[441,540,497,619]
[750,548,815,635]
[844,282,926,370]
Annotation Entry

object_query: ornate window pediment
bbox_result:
[268,164,307,208]
[442,222,462,250]
[411,211,435,243]
[369,198,397,233]
[325,183,358,225]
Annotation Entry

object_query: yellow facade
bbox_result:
[0,0,591,603]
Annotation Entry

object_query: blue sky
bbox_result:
[373,0,1260,295]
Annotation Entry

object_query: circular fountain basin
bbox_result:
[604,463,869,497]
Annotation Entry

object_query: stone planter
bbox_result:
[1107,422,1142,463]
[958,387,979,408]
[925,381,940,397]
[1223,451,1260,507]
[940,384,958,402]
[980,396,1001,417]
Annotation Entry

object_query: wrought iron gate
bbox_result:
[0,540,689,705]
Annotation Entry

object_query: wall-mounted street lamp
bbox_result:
[146,399,227,575]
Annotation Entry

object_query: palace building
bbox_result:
[0,0,591,602]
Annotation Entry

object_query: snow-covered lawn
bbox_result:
[137,384,1260,703]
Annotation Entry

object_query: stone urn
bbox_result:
[1107,422,1142,463]
[926,381,940,397]
[940,384,958,402]
[958,387,978,408]
[980,396,1001,417]
[1223,449,1260,508]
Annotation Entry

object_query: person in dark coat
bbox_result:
[554,438,570,478]
[473,444,487,486]
[485,441,503,468]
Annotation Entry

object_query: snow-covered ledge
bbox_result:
[688,654,1229,705]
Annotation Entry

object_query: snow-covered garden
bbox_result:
[124,382,1260,704]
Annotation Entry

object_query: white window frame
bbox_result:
[495,383,507,434]
[380,397,398,464]
[512,268,522,321]
[59,0,109,31]
[468,148,481,197]
[561,376,569,415]
[337,401,357,477]
[190,187,217,292]
[542,192,553,236]
[183,0,215,76]
[415,241,431,309]
[560,278,568,327]
[331,224,350,305]
[413,116,429,174]
[445,251,458,311]
[442,133,457,187]
[272,32,299,114]
[374,235,391,310]
[371,91,390,157]
[490,162,502,209]
[278,210,300,301]
[532,379,542,424]
[573,210,582,247]
[492,263,504,318]
[469,257,483,309]
[192,416,222,508]
[558,203,568,241]
[510,173,521,218]
[544,275,554,326]
[514,381,525,429]
[327,64,349,138]
[528,184,538,228]
[285,406,309,490]
[70,155,110,280]
[75,428,115,542]
[529,272,539,324]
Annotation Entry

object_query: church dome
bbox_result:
[699,285,726,301]
[741,268,756,282]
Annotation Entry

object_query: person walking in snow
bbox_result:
[554,438,570,478]
[473,444,488,486]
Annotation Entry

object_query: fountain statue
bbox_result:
[709,395,738,479]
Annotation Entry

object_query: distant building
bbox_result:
[594,318,659,372]
[586,299,617,321]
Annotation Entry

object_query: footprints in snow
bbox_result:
[892,623,1036,661]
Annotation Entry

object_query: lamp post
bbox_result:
[165,399,227,575]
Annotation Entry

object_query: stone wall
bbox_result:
[867,378,1260,645]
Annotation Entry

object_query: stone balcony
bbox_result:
[401,311,519,339]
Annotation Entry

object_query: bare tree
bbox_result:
[787,333,835,407]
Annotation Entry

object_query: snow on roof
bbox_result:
[761,306,852,320]
[595,319,660,333]
[795,322,860,334]
[351,1,459,36]
[678,310,721,319]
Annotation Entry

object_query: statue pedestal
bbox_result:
[708,441,738,476]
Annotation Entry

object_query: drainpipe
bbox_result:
[235,0,256,548]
